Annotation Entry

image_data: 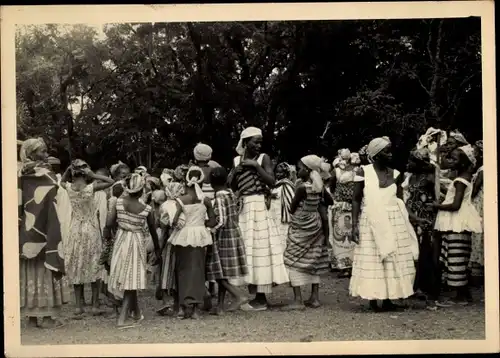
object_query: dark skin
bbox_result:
[405,156,436,226]
[472,148,483,198]
[351,144,405,312]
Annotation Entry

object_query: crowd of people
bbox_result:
[17,126,484,329]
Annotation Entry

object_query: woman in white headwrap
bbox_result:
[167,166,217,319]
[228,127,289,311]
[327,150,361,278]
[349,137,419,312]
[282,155,330,310]
[107,173,161,328]
[61,159,115,318]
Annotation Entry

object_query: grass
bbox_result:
[21,274,485,345]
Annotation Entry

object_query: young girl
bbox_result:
[469,140,484,282]
[206,167,249,315]
[168,166,216,319]
[107,173,161,328]
[61,160,114,318]
[283,155,330,310]
[431,145,482,306]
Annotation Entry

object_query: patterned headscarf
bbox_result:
[165,182,185,200]
[124,173,145,194]
[366,137,391,163]
[19,138,46,164]
[459,144,477,167]
[450,130,469,145]
[174,164,189,182]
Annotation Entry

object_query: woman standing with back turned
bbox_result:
[349,137,419,312]
[229,127,289,311]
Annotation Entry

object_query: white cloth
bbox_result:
[167,203,212,247]
[236,127,262,156]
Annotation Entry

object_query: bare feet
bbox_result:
[39,317,65,329]
[227,296,250,312]
[281,302,306,311]
[72,307,85,320]
[27,317,38,327]
[304,299,321,308]
[191,309,201,320]
[210,306,224,316]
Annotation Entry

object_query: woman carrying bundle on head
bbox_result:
[107,173,161,328]
[430,144,482,307]
[228,127,289,312]
[60,160,114,318]
[282,155,330,310]
[18,138,71,328]
[168,166,217,319]
[270,162,296,252]
[349,137,419,312]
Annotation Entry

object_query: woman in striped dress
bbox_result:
[107,173,161,328]
[270,163,295,251]
[283,155,330,310]
[206,167,250,314]
[349,137,419,312]
[229,127,289,311]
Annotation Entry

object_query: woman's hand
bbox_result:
[83,167,95,177]
[426,201,440,209]
[351,225,360,244]
[240,159,259,168]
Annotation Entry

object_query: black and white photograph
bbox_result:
[2,2,498,357]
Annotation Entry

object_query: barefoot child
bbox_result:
[107,174,161,328]
[283,155,330,310]
[431,145,482,306]
[168,166,216,319]
[206,167,250,315]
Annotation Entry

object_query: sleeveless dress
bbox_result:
[349,164,418,300]
[233,154,289,294]
[206,189,248,282]
[469,167,484,275]
[108,199,151,292]
[168,201,212,306]
[284,183,330,286]
[65,183,103,285]
[328,167,356,270]
[434,177,482,288]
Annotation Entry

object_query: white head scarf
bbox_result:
[193,143,213,162]
[19,138,46,163]
[125,173,145,194]
[160,169,173,188]
[300,154,324,193]
[366,137,391,163]
[458,144,477,167]
[185,165,205,200]
[338,148,351,161]
[236,127,262,156]
[350,152,361,165]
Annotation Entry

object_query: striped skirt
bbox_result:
[161,242,176,293]
[20,258,70,318]
[108,229,147,292]
[349,206,416,300]
[239,195,289,293]
[440,232,472,287]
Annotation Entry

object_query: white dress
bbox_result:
[349,165,418,300]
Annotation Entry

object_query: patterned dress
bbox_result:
[349,164,418,300]
[284,183,330,286]
[108,199,151,292]
[270,179,295,251]
[206,189,248,283]
[405,173,439,296]
[469,167,484,275]
[65,183,103,285]
[233,154,289,293]
[328,168,356,270]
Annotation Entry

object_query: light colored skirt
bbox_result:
[288,269,320,287]
[20,258,70,318]
[328,203,355,269]
[440,232,472,287]
[270,198,289,251]
[349,206,416,300]
[108,229,147,292]
[239,195,289,293]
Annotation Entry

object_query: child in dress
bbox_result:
[168,166,216,319]
[107,174,161,328]
[469,141,484,282]
[206,167,249,315]
[60,160,114,318]
[431,145,482,306]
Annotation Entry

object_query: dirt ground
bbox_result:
[21,274,485,345]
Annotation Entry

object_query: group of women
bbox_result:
[17,126,484,329]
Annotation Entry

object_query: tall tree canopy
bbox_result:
[16,18,482,171]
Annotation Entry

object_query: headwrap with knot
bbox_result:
[300,154,324,193]
[193,143,213,162]
[338,148,351,161]
[185,165,205,200]
[165,181,185,200]
[332,158,341,168]
[350,152,361,165]
[125,173,145,194]
[110,161,129,178]
[366,137,391,163]
[174,164,189,182]
[236,127,262,156]
[450,130,469,145]
[458,144,477,167]
[71,159,90,176]
[135,166,148,176]
[160,169,174,187]
[19,138,46,164]
[275,162,292,181]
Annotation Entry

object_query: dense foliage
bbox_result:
[16,18,482,172]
